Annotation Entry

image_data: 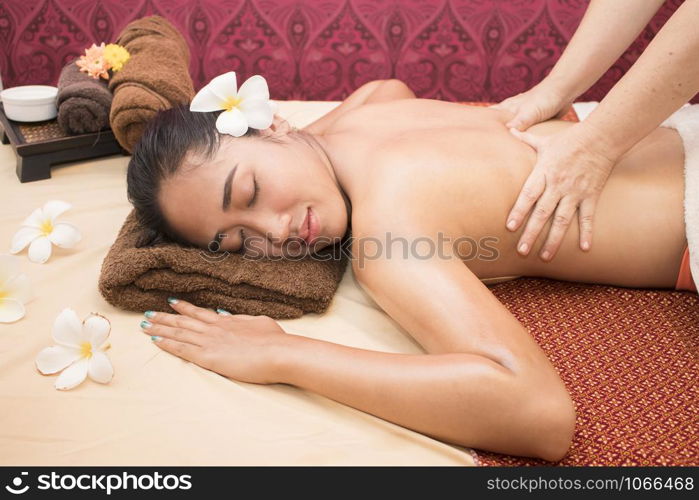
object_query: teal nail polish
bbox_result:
[140,320,152,329]
[216,308,232,315]
[144,310,156,319]
[167,297,179,304]
[151,335,162,342]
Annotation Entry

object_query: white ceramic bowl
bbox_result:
[0,85,58,122]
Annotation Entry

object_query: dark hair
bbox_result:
[126,105,261,248]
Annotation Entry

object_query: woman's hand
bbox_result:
[140,298,291,384]
[491,80,574,131]
[506,123,618,261]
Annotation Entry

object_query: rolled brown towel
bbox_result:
[56,58,112,134]
[98,210,349,319]
[108,16,194,152]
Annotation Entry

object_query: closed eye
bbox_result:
[213,174,259,254]
[248,177,259,207]
[237,177,259,254]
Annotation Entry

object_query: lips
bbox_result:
[298,208,311,243]
[298,207,317,245]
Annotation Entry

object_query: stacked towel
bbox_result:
[108,15,194,152]
[56,59,112,134]
[98,210,349,318]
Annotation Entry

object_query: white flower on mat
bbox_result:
[0,254,33,323]
[190,71,274,137]
[10,200,82,264]
[35,309,114,391]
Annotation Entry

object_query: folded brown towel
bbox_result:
[56,59,112,134]
[98,210,349,319]
[108,16,194,152]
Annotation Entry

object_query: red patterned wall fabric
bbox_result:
[0,0,693,102]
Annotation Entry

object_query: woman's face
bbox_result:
[158,131,349,258]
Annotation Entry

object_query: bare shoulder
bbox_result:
[349,147,451,238]
[346,137,468,276]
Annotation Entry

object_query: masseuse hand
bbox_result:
[491,80,574,131]
[505,123,617,261]
[140,298,290,384]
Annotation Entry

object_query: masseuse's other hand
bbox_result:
[506,124,617,261]
[140,298,290,384]
[491,81,573,131]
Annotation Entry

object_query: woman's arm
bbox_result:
[273,253,575,461]
[303,79,416,135]
[142,220,575,461]
[147,254,575,461]
[275,336,560,458]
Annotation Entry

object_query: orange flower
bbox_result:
[83,42,105,60]
[76,42,110,80]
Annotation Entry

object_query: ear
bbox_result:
[258,115,291,138]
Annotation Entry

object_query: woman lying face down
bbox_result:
[126,79,691,462]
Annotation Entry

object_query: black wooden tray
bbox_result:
[0,102,127,182]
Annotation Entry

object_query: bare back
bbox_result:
[322,99,686,289]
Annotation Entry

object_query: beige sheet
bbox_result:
[0,101,475,466]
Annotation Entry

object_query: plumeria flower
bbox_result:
[35,309,114,391]
[190,71,274,137]
[0,254,33,323]
[10,200,82,264]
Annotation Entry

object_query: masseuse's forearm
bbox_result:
[579,0,699,158]
[546,0,665,100]
[273,333,571,460]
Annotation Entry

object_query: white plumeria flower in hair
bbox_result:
[35,309,114,391]
[0,254,33,323]
[190,71,274,137]
[10,200,81,264]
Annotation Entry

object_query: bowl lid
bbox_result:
[1,85,59,105]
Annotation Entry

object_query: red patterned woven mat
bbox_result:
[473,278,698,466]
